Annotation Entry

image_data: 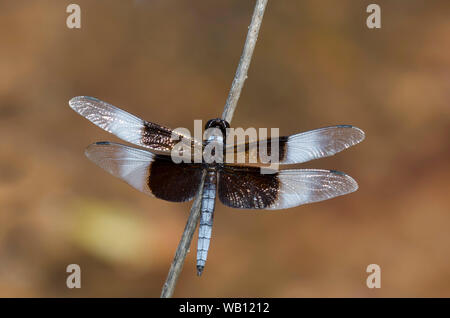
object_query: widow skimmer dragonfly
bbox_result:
[69,96,365,276]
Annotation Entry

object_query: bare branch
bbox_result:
[160,171,206,298]
[222,0,268,123]
[161,0,268,298]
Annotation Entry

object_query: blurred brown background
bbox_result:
[0,0,449,297]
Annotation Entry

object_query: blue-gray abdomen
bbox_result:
[196,170,217,275]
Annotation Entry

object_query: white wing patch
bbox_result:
[85,142,155,196]
[283,125,365,164]
[267,169,358,210]
[70,96,148,147]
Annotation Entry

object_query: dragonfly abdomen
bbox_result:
[197,170,217,276]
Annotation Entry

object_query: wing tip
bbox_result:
[84,143,96,159]
[84,141,110,159]
[329,169,359,193]
[351,126,366,143]
[69,96,99,109]
[336,125,366,144]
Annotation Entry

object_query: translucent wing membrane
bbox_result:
[85,142,202,202]
[266,169,358,210]
[281,125,365,164]
[218,166,358,210]
[85,142,156,196]
[69,96,201,155]
[225,125,365,165]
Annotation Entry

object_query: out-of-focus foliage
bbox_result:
[0,0,449,297]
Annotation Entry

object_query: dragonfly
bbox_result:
[69,96,365,275]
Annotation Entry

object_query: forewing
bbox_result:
[70,96,201,155]
[280,125,365,164]
[225,125,365,165]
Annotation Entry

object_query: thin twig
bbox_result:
[160,171,206,298]
[222,0,268,123]
[160,0,268,298]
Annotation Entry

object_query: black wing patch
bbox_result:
[218,165,280,209]
[148,155,203,202]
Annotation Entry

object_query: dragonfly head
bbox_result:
[205,118,230,139]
